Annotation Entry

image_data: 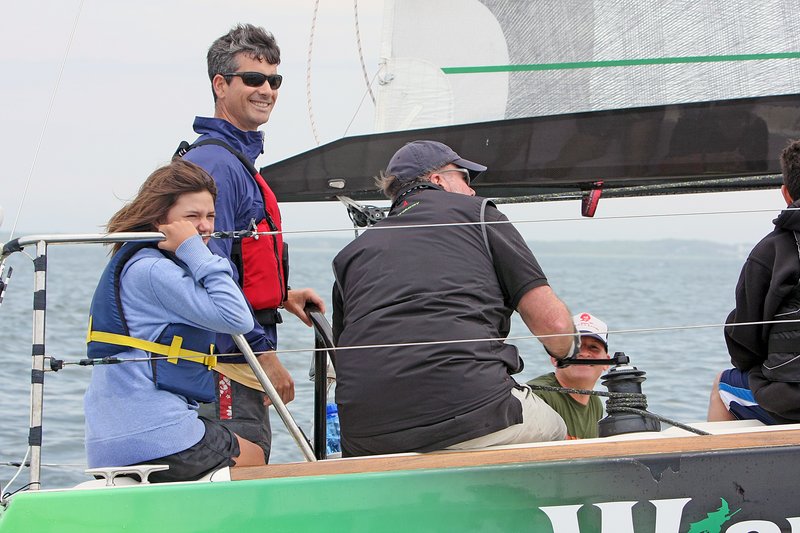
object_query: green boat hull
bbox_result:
[2,442,800,533]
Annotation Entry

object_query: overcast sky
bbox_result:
[0,0,785,246]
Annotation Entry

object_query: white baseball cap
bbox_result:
[573,312,608,350]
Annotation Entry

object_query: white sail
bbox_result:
[376,0,800,132]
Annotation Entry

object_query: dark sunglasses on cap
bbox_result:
[221,72,283,90]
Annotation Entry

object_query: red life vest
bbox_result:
[176,140,288,313]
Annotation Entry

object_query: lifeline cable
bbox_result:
[0,461,84,468]
[42,316,800,368]
[199,204,795,238]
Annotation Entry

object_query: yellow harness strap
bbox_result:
[86,316,217,369]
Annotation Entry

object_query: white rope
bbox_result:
[8,0,85,241]
[1,447,31,503]
[306,0,321,145]
[353,0,376,105]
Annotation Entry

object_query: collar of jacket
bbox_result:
[191,116,264,163]
[390,182,444,211]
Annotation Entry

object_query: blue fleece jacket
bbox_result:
[182,116,276,355]
[84,236,254,467]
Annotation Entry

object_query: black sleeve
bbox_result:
[332,281,344,346]
[726,254,779,370]
[483,204,549,309]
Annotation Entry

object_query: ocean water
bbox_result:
[0,235,747,492]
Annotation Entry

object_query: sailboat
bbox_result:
[3,1,800,531]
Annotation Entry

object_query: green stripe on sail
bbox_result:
[441,52,800,74]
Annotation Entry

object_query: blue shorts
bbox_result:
[718,368,777,425]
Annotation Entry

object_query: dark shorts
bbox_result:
[197,372,272,462]
[718,368,778,425]
[135,417,240,483]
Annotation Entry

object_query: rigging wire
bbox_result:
[306,0,321,146]
[8,0,85,241]
[1,0,84,500]
[343,68,382,137]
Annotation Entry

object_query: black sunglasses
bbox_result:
[221,72,283,90]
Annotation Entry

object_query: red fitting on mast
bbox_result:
[581,181,604,217]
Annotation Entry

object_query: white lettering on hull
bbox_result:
[539,498,800,533]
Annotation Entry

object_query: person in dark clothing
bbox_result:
[332,140,578,457]
[708,139,800,424]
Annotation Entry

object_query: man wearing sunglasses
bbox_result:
[180,23,324,463]
[331,140,577,457]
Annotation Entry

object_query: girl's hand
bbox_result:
[157,220,198,252]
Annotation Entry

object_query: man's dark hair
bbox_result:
[206,23,281,101]
[781,139,800,201]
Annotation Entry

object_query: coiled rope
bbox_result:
[528,384,710,435]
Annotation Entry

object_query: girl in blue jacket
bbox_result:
[84,158,265,482]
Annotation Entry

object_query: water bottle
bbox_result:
[325,403,341,458]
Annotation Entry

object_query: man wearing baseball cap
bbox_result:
[528,312,611,439]
[332,140,578,456]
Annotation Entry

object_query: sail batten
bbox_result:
[442,52,800,74]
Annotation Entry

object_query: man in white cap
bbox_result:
[332,140,578,456]
[528,312,611,439]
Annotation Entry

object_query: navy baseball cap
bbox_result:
[386,140,487,183]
